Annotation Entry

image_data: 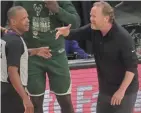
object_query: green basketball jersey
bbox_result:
[14,1,80,51]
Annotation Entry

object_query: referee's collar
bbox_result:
[6,29,23,37]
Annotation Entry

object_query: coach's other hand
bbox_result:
[111,89,125,106]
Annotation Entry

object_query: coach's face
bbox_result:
[13,8,29,32]
[90,6,107,30]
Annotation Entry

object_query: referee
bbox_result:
[56,1,139,113]
[1,6,51,113]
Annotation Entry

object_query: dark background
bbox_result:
[1,1,141,55]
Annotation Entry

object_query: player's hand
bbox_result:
[36,47,52,59]
[55,24,71,39]
[23,97,34,113]
[111,89,125,106]
[0,26,8,34]
[44,1,59,13]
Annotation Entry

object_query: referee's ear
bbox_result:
[11,19,16,26]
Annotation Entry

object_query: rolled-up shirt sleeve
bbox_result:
[120,35,138,74]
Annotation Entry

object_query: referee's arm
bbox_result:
[6,40,29,102]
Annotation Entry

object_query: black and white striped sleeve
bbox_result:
[6,39,24,68]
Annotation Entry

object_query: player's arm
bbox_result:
[28,47,52,59]
[0,26,8,33]
[44,1,80,28]
[6,39,33,113]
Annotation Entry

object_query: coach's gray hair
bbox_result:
[7,6,24,21]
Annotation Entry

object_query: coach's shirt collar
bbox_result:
[102,21,117,42]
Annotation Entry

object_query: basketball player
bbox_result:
[14,1,80,113]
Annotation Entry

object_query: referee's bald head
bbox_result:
[7,6,25,22]
[7,6,29,32]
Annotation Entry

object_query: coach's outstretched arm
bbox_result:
[56,24,92,41]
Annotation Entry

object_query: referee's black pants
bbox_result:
[1,82,24,113]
